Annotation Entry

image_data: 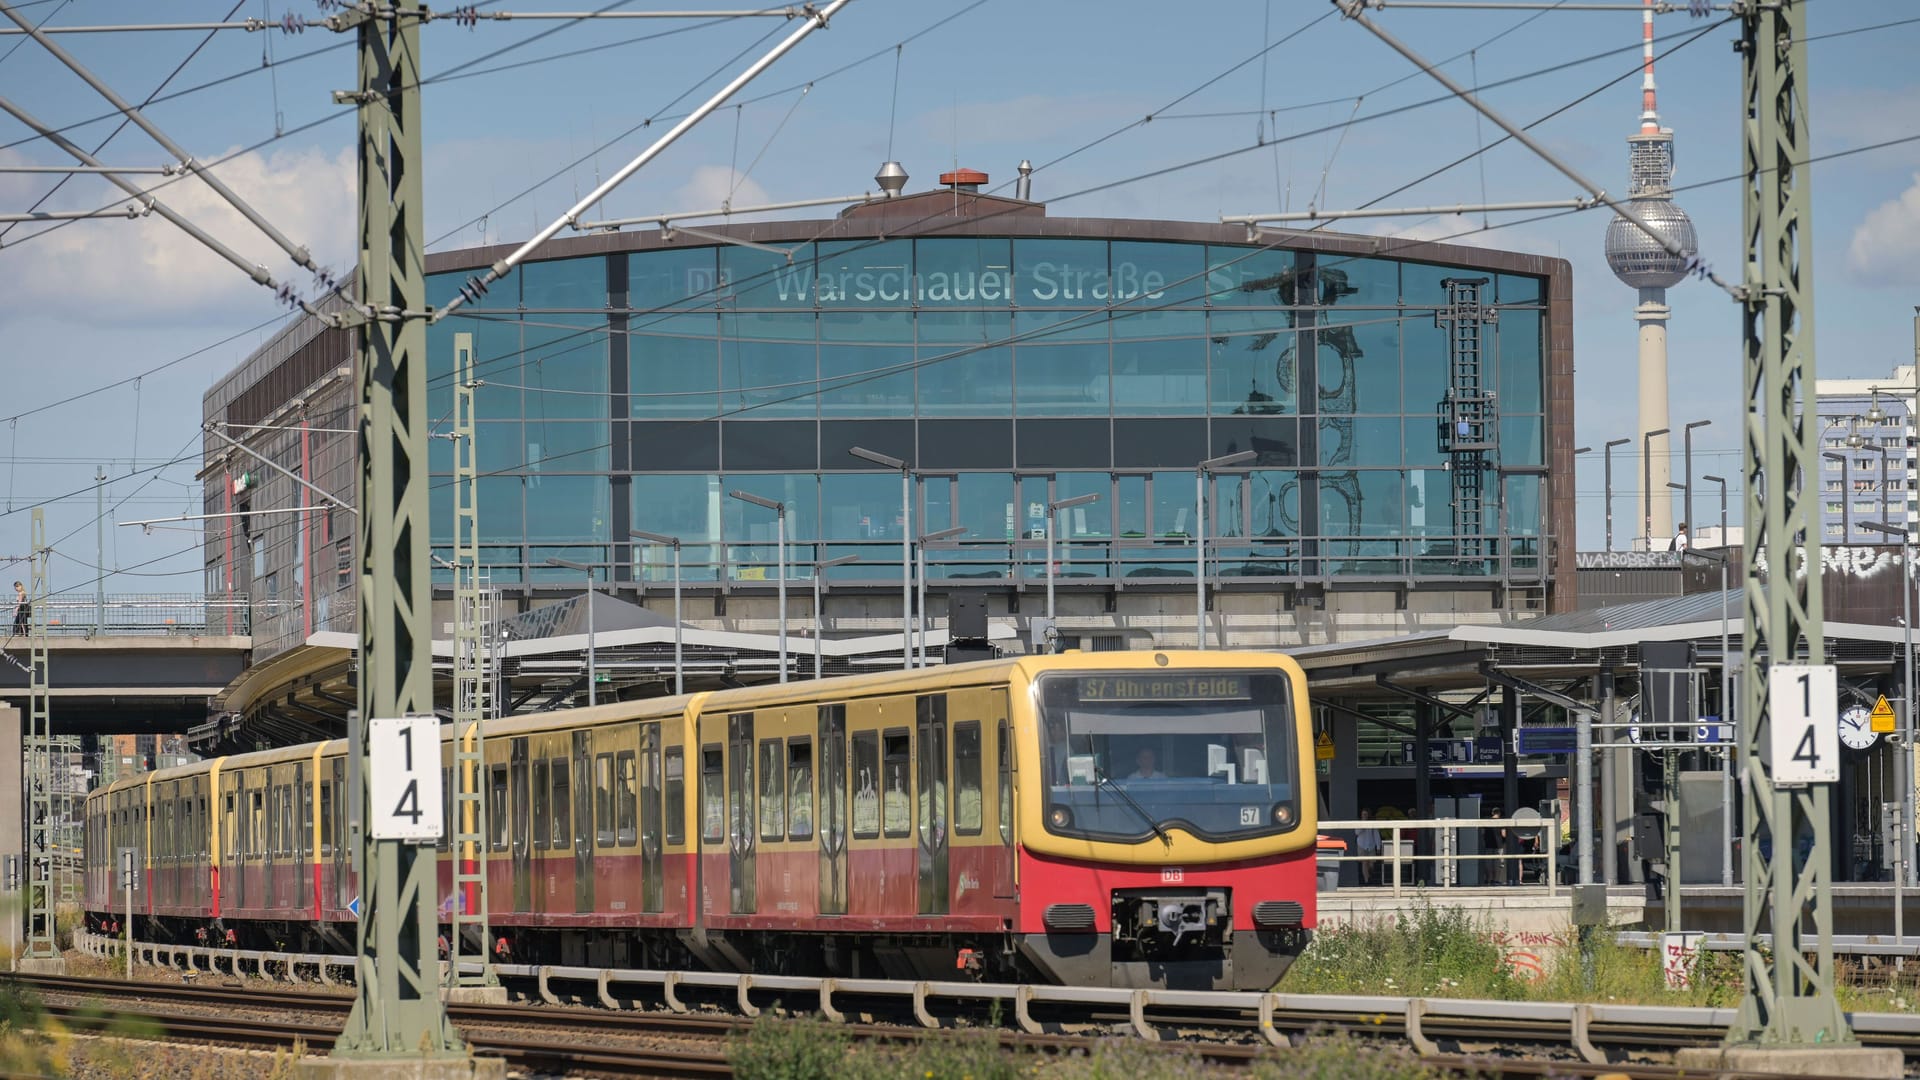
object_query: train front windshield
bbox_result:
[1035,671,1300,842]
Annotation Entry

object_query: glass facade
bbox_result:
[416,234,1551,587]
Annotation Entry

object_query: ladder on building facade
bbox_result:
[1435,278,1500,561]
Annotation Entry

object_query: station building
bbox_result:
[201,167,1574,698]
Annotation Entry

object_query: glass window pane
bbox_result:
[631,313,720,418]
[1054,473,1111,537]
[956,473,1014,540]
[914,238,1013,308]
[1110,240,1206,307]
[722,243,816,309]
[1320,416,1402,467]
[1205,245,1297,306]
[1248,470,1301,538]
[1319,317,1400,414]
[1213,473,1244,538]
[1152,471,1194,537]
[1013,238,1109,307]
[1498,273,1544,305]
[821,312,913,417]
[1403,314,1448,413]
[1116,475,1147,537]
[1316,256,1397,308]
[1407,467,1450,538]
[477,476,523,540]
[525,475,609,542]
[921,475,952,534]
[882,732,910,838]
[725,473,819,543]
[816,239,913,308]
[523,257,606,311]
[721,313,815,418]
[1504,474,1543,537]
[520,316,607,420]
[1404,416,1444,467]
[759,740,784,840]
[1501,414,1544,464]
[953,724,982,835]
[1210,311,1296,415]
[1399,261,1462,311]
[527,420,610,473]
[616,752,638,846]
[1113,318,1206,416]
[851,732,880,839]
[1498,309,1544,416]
[823,472,906,540]
[1015,311,1108,417]
[1319,470,1404,538]
[918,311,1013,417]
[631,247,719,313]
[787,740,813,841]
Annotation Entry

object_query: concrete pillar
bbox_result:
[1637,287,1674,545]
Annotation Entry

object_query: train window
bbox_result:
[263,785,275,857]
[850,731,880,840]
[998,718,1013,848]
[489,765,509,852]
[758,739,784,841]
[249,790,263,858]
[532,760,551,850]
[954,722,983,835]
[883,730,911,839]
[615,751,638,847]
[787,738,813,841]
[320,783,334,856]
[664,747,685,845]
[595,753,616,847]
[699,745,723,844]
[551,760,572,850]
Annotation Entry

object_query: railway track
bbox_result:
[3,971,1886,1079]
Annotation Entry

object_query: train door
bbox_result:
[640,723,663,913]
[572,729,594,914]
[510,737,530,913]
[331,759,349,911]
[916,696,950,915]
[817,704,847,915]
[221,773,239,912]
[726,712,755,913]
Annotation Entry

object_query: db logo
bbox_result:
[1160,868,1184,884]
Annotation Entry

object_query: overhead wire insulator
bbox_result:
[279,13,306,34]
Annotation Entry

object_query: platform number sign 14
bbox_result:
[1767,664,1839,787]
[368,716,444,841]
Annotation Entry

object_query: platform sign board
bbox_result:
[1693,717,1728,744]
[1514,726,1577,756]
[1314,732,1335,761]
[367,715,444,841]
[1767,664,1839,787]
[1872,695,1898,734]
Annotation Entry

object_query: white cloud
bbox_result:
[0,145,354,323]
[1362,213,1513,250]
[1847,173,1920,285]
[669,165,771,215]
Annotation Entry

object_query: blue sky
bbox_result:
[1,0,1916,591]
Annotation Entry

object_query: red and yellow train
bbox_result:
[86,650,1316,989]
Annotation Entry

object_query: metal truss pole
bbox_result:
[1732,0,1851,1047]
[21,509,56,963]
[449,332,496,993]
[325,0,468,1066]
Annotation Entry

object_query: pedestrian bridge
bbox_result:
[0,593,250,734]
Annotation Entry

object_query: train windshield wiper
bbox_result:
[1095,770,1173,848]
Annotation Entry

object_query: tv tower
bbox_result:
[1603,0,1697,547]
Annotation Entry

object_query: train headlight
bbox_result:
[1271,803,1295,827]
[1047,805,1073,830]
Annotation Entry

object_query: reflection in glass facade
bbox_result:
[412,233,1554,590]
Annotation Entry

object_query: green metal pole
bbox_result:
[1732,0,1851,1047]
[326,0,465,1062]
[22,508,56,963]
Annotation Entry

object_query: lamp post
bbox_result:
[1682,419,1711,540]
[1856,440,1895,530]
[1700,472,1733,885]
[729,490,788,683]
[1823,452,1850,543]
[849,446,914,672]
[810,554,860,680]
[1045,492,1101,625]
[1702,474,1729,549]
[1604,438,1630,551]
[545,557,597,707]
[916,525,964,667]
[1865,519,1916,890]
[630,529,683,696]
[1196,450,1256,650]
[1641,427,1669,551]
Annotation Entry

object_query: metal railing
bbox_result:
[1319,816,1562,898]
[18,593,250,637]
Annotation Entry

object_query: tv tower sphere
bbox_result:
[1604,197,1697,289]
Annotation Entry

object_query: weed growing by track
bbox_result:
[729,1015,1453,1079]
[1284,901,1523,1000]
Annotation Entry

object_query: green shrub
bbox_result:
[730,1015,1031,1080]
[1284,900,1521,1000]
[1049,1033,1449,1080]
[729,1015,851,1080]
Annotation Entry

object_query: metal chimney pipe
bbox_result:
[1015,159,1033,201]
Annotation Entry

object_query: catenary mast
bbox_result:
[1604,0,1698,547]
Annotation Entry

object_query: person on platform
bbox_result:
[9,581,27,638]
[1669,523,1690,554]
[1356,808,1383,885]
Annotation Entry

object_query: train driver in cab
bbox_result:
[1126,745,1166,781]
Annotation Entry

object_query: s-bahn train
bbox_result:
[85,651,1316,989]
